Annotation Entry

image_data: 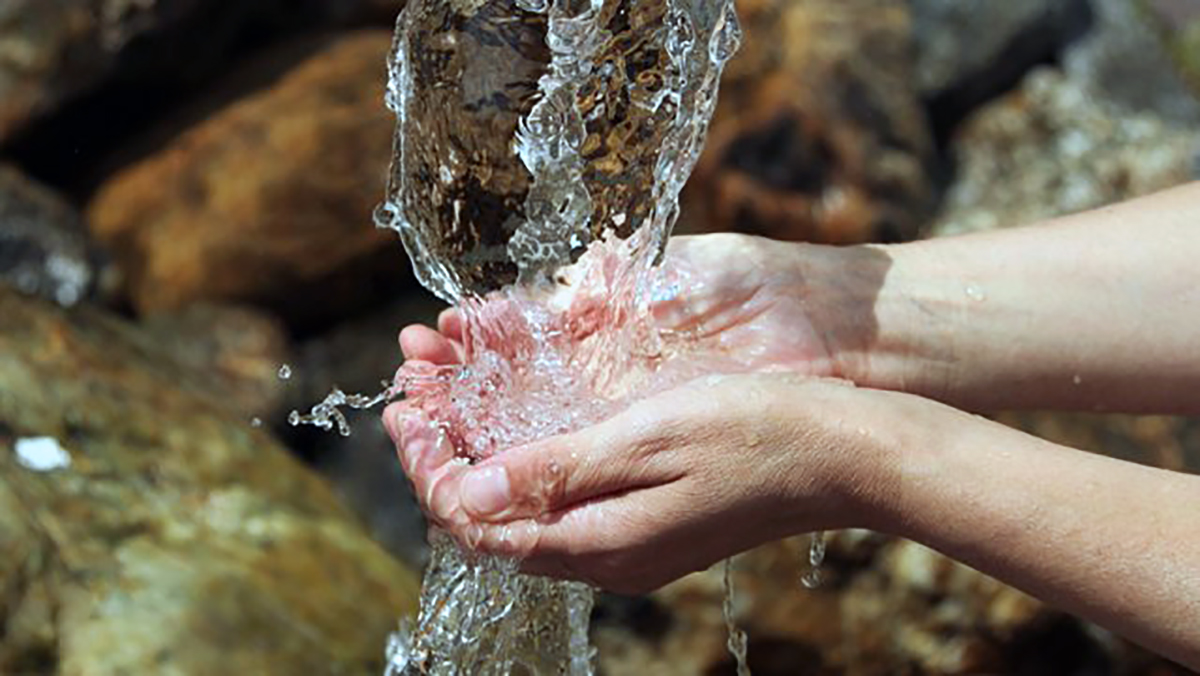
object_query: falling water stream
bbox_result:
[289,0,822,672]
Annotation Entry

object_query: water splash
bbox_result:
[370,0,743,672]
[723,557,751,676]
[288,382,394,437]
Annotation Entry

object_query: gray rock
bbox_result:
[1064,0,1200,124]
[911,0,1090,99]
[932,67,1200,237]
[0,164,104,306]
[0,286,420,674]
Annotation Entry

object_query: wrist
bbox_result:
[815,240,965,404]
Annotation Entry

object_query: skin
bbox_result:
[385,182,1200,670]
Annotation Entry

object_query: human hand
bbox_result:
[386,369,909,594]
[406,233,886,379]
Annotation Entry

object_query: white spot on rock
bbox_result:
[15,437,72,472]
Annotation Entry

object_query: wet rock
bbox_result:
[912,0,1091,122]
[1064,0,1200,124]
[0,164,110,306]
[0,286,419,674]
[677,0,934,245]
[931,67,1200,237]
[88,32,408,328]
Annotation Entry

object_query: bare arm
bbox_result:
[867,393,1200,670]
[838,182,1200,414]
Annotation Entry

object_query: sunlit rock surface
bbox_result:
[931,67,1200,238]
[677,0,934,245]
[87,32,405,327]
[0,286,419,675]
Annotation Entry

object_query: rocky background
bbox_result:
[1,0,1197,674]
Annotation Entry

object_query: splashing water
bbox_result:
[302,0,745,672]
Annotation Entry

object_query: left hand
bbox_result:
[386,366,900,595]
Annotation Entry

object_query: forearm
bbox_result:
[840,182,1200,414]
[864,400,1200,669]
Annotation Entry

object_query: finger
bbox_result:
[399,325,459,365]
[437,309,465,342]
[456,418,679,523]
[388,407,455,479]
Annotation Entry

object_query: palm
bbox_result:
[651,235,837,377]
[398,234,841,380]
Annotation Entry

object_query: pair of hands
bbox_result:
[384,234,919,594]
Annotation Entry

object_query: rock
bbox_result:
[677,0,934,245]
[0,286,419,674]
[593,532,1141,675]
[144,303,292,420]
[0,0,247,143]
[931,67,1200,237]
[88,32,409,328]
[911,0,1091,115]
[1142,0,1200,93]
[0,164,111,306]
[596,527,1187,674]
[1064,0,1200,125]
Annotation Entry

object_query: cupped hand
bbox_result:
[404,234,869,377]
[384,233,896,593]
[387,368,911,594]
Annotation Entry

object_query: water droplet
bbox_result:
[514,0,548,13]
[250,417,263,428]
[287,411,300,426]
[278,364,293,381]
[800,569,823,590]
[801,531,827,589]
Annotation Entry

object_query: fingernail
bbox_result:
[460,466,511,517]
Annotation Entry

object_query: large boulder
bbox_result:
[0,164,110,307]
[0,1,410,146]
[678,0,934,245]
[1064,0,1200,125]
[0,285,419,674]
[911,0,1091,118]
[931,67,1199,237]
[88,32,408,328]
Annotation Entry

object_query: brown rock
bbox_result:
[0,286,419,674]
[144,302,292,419]
[678,0,934,245]
[88,32,408,326]
[595,529,1187,675]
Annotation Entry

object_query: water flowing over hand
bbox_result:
[384,233,883,592]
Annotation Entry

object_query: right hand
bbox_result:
[416,233,886,380]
